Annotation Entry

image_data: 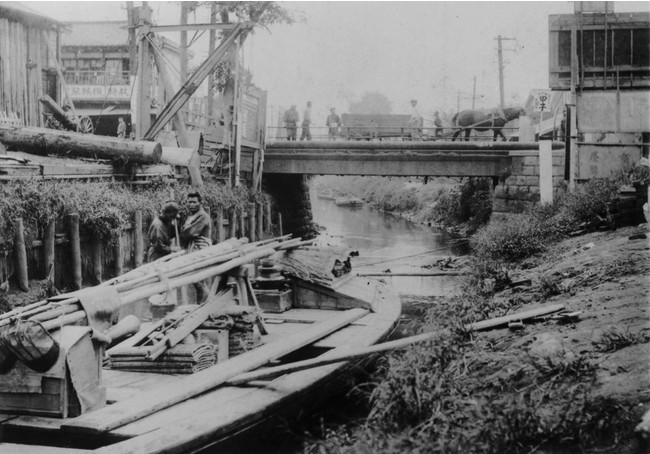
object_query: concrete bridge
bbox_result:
[264,140,564,177]
[262,139,567,238]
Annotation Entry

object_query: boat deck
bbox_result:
[0,277,401,454]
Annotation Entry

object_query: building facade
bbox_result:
[548,3,649,184]
[0,3,61,127]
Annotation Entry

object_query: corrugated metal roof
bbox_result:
[61,21,130,47]
[0,1,61,27]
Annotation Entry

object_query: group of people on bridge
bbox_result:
[283,102,341,141]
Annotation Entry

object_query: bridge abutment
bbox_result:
[263,173,316,239]
[492,149,567,214]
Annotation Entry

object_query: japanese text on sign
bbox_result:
[532,90,552,112]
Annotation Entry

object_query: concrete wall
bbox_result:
[493,150,567,214]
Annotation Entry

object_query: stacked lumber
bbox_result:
[107,344,216,374]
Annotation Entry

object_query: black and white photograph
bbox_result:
[0,1,648,453]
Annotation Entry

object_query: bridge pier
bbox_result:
[263,173,316,239]
[492,149,567,214]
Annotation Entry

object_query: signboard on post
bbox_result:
[531,89,552,113]
[532,89,553,204]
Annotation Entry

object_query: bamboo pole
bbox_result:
[248,203,256,242]
[119,247,276,305]
[256,201,263,240]
[43,219,55,287]
[13,218,29,291]
[91,236,103,285]
[215,205,224,244]
[69,214,82,290]
[134,210,144,268]
[228,304,566,385]
[357,272,461,277]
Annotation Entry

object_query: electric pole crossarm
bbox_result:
[143,22,250,141]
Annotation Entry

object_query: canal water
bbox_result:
[208,189,468,454]
[311,188,468,298]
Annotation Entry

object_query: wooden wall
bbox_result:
[0,15,58,126]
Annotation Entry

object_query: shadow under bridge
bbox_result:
[264,141,563,177]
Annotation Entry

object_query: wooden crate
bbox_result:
[255,288,293,313]
[0,327,105,418]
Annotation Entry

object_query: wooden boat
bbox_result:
[316,188,337,200]
[0,237,401,454]
[334,196,364,207]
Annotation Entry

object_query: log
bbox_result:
[357,272,461,277]
[228,208,237,238]
[256,201,263,240]
[464,304,565,332]
[91,236,103,285]
[215,205,224,244]
[0,126,162,164]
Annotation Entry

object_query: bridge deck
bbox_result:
[264,140,564,177]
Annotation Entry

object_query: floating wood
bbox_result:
[62,308,368,434]
[0,126,162,164]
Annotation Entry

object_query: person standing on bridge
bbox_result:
[434,111,443,138]
[300,101,312,141]
[283,105,299,141]
[326,107,341,140]
[408,99,423,140]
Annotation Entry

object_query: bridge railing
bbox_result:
[266,125,520,142]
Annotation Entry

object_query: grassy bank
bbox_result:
[306,173,650,453]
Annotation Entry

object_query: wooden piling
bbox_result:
[278,213,283,236]
[256,202,263,240]
[43,219,55,286]
[134,210,143,268]
[91,236,103,285]
[248,203,256,242]
[228,208,237,239]
[265,200,272,233]
[13,218,29,291]
[114,233,124,277]
[69,213,82,290]
[238,209,245,239]
[215,206,224,244]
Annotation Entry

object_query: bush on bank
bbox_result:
[0,177,266,249]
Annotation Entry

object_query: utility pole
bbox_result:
[495,35,516,108]
[472,76,477,109]
[207,3,217,124]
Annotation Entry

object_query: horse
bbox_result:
[451,107,525,141]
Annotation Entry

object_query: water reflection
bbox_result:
[311,190,468,296]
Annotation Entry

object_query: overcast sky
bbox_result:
[29,1,649,125]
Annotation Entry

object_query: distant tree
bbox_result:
[349,92,392,115]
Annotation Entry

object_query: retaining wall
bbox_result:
[493,150,567,214]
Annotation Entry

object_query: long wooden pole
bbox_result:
[91,236,103,285]
[229,304,566,385]
[215,205,224,244]
[256,201,263,240]
[248,203,256,242]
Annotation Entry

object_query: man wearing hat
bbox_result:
[326,107,341,141]
[147,201,181,262]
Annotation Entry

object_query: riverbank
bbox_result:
[307,222,650,453]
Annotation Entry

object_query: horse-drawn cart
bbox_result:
[40,95,94,134]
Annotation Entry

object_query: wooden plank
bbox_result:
[63,308,368,434]
[464,304,565,331]
[262,308,337,324]
[0,443,92,453]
